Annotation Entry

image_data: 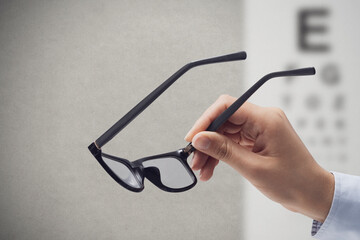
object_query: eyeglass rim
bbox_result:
[90,143,145,192]
[89,143,197,192]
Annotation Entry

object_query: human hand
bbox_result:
[185,95,334,223]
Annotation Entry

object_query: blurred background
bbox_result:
[0,0,359,239]
[243,1,360,239]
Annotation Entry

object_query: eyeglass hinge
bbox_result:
[88,142,101,157]
[184,143,195,154]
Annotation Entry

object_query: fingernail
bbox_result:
[193,134,210,150]
[184,129,192,141]
[190,154,195,168]
[199,170,206,181]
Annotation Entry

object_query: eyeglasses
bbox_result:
[88,51,315,193]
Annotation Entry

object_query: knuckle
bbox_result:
[266,107,287,129]
[273,107,286,118]
[268,107,285,118]
[215,139,232,161]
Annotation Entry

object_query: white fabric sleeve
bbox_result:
[312,172,360,239]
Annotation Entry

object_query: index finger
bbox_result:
[184,94,260,142]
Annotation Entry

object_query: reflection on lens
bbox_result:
[143,157,194,189]
[102,156,141,189]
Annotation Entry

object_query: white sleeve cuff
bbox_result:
[312,172,360,240]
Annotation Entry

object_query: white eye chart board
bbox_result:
[243,1,360,239]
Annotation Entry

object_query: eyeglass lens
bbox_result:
[102,156,142,189]
[142,157,195,189]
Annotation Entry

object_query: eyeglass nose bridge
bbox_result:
[133,160,164,190]
[143,166,163,187]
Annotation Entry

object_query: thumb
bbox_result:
[192,131,259,174]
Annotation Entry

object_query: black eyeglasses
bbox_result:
[88,51,315,193]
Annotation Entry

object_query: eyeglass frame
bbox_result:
[88,51,315,192]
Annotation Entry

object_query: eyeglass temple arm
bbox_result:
[185,67,316,153]
[207,67,316,131]
[95,51,247,148]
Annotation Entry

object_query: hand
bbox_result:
[185,95,334,223]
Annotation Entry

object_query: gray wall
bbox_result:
[0,1,245,239]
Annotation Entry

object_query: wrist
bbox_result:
[280,166,335,223]
[296,169,335,222]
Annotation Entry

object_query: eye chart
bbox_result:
[243,1,360,239]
